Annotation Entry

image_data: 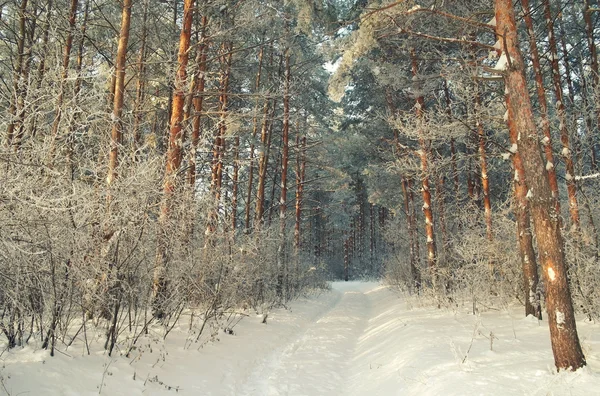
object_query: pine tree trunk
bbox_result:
[402,177,421,290]
[48,0,79,158]
[584,0,600,166]
[244,44,265,232]
[411,49,437,277]
[207,42,233,236]
[132,0,149,157]
[106,0,132,188]
[542,0,579,229]
[475,87,492,242]
[6,0,30,147]
[255,98,272,225]
[153,0,195,315]
[506,91,542,320]
[520,0,560,210]
[443,81,460,202]
[496,0,585,370]
[276,47,291,298]
[187,15,209,187]
[29,0,53,139]
[295,131,306,249]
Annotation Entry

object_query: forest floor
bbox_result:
[2,281,600,395]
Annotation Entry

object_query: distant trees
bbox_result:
[327,0,597,371]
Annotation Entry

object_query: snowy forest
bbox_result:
[2,0,600,393]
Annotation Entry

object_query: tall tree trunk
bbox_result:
[255,97,272,225]
[244,44,265,232]
[542,0,579,229]
[106,0,132,188]
[475,87,492,242]
[584,0,600,165]
[506,90,542,320]
[411,49,437,278]
[187,15,209,187]
[6,0,29,147]
[443,81,460,202]
[580,62,597,171]
[132,0,149,157]
[207,42,233,236]
[232,134,239,233]
[520,0,560,210]
[29,0,53,139]
[295,131,306,249]
[153,0,195,315]
[496,0,585,370]
[402,177,421,290]
[13,0,39,150]
[276,47,291,298]
[48,0,79,158]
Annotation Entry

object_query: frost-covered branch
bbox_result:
[575,172,600,181]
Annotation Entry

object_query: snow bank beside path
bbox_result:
[2,281,600,395]
[348,284,600,396]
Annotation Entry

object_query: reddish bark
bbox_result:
[154,0,195,312]
[542,0,579,229]
[520,0,560,209]
[475,87,492,241]
[411,48,437,275]
[496,0,585,370]
[506,91,542,320]
[402,177,421,290]
[107,0,132,187]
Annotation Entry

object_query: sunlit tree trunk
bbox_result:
[496,0,585,370]
[475,87,492,242]
[411,48,437,277]
[520,0,560,210]
[106,0,132,188]
[153,0,195,315]
[402,177,421,290]
[506,90,542,320]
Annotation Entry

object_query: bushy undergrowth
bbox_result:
[382,197,600,319]
[0,146,327,356]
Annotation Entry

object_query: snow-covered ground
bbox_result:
[2,282,600,395]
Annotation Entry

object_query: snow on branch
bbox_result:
[575,172,600,181]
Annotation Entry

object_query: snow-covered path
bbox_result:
[240,282,371,396]
[3,281,600,395]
